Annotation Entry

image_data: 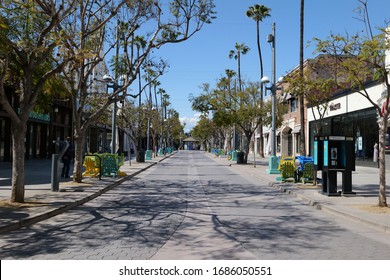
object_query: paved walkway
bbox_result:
[210,153,390,234]
[0,155,166,234]
[0,151,389,236]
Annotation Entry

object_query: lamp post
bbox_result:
[103,74,121,154]
[261,22,280,174]
[146,63,152,160]
[103,20,123,155]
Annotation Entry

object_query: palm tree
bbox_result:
[229,43,249,150]
[229,43,250,92]
[246,4,271,158]
[299,0,306,156]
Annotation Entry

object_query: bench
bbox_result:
[280,162,297,183]
[82,155,101,179]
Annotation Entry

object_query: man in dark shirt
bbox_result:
[61,137,72,178]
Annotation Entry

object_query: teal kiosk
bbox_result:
[313,136,324,184]
[314,135,356,196]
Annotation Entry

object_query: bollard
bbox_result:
[51,154,60,192]
[51,140,69,192]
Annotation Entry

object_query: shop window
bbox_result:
[290,98,297,112]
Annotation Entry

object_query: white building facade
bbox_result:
[307,81,386,166]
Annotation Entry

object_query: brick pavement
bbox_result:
[0,155,167,234]
[207,153,390,234]
[1,151,389,237]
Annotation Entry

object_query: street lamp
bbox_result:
[261,22,280,174]
[103,74,122,154]
[145,63,153,160]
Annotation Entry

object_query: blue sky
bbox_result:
[153,0,390,132]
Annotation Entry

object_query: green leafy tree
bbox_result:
[190,72,236,151]
[0,1,75,202]
[58,0,215,182]
[285,55,343,137]
[191,116,215,150]
[116,99,140,161]
[312,4,389,206]
[211,79,271,163]
[165,109,185,149]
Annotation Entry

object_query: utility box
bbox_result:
[320,136,356,196]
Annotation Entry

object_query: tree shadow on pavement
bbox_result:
[0,179,188,260]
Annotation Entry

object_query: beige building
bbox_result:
[256,54,348,157]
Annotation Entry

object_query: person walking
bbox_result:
[61,137,73,178]
[373,142,379,168]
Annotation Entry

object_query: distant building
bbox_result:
[182,136,198,150]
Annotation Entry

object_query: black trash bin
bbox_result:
[236,151,245,164]
[137,149,145,162]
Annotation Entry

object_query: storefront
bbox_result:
[0,117,11,161]
[309,108,378,162]
[0,100,72,161]
[308,81,383,166]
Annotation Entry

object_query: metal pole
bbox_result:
[111,101,117,154]
[160,91,164,153]
[266,22,280,175]
[147,118,150,151]
[271,22,276,158]
[51,141,69,191]
[147,65,151,153]
[111,21,120,154]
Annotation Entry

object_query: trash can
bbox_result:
[236,151,245,164]
[137,149,145,162]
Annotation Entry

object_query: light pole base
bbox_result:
[145,150,152,160]
[231,151,237,161]
[266,155,280,174]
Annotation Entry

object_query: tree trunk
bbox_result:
[378,117,388,207]
[243,131,253,164]
[258,126,264,158]
[73,132,86,183]
[224,128,231,151]
[128,135,133,164]
[11,121,27,203]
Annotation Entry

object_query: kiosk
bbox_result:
[314,135,355,196]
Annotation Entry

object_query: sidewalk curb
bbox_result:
[0,160,161,235]
[269,182,390,234]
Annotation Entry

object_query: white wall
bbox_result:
[308,83,384,122]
